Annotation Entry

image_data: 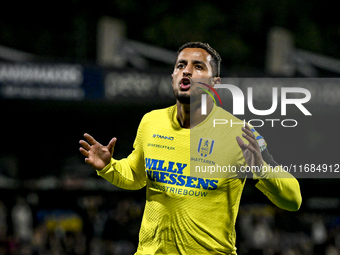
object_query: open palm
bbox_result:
[79,133,117,170]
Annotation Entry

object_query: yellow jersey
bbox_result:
[97,105,301,255]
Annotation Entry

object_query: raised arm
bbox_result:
[79,133,116,170]
[79,133,146,190]
[236,125,302,211]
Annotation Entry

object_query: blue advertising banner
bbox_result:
[0,63,104,100]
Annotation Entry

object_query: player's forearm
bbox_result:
[96,158,146,190]
[254,163,302,211]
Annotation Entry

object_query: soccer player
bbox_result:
[79,42,301,255]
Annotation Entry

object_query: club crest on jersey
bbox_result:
[197,138,215,158]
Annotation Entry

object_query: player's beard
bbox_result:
[173,90,190,104]
[172,83,206,106]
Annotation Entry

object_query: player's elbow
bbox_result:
[126,181,146,190]
[290,195,302,211]
[275,185,302,211]
[290,181,302,211]
[281,178,302,211]
[284,192,302,211]
[275,195,301,212]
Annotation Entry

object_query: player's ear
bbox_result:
[212,77,221,87]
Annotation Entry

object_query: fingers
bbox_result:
[84,133,98,145]
[79,147,89,157]
[236,125,260,154]
[107,137,117,154]
[236,136,247,151]
[236,135,257,154]
[79,136,91,157]
[240,140,258,155]
[79,134,94,160]
[79,134,117,165]
[237,125,264,167]
[242,125,255,139]
[241,125,259,150]
[84,157,91,164]
[79,140,91,150]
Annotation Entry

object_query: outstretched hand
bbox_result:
[236,125,263,168]
[79,133,117,170]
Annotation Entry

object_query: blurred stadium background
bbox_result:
[0,1,340,254]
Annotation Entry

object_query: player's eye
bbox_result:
[177,63,185,69]
[195,65,203,69]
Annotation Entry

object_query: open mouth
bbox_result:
[180,77,191,90]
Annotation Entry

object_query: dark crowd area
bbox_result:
[1,1,340,254]
[0,188,339,255]
[0,189,145,255]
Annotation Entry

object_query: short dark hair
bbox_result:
[177,42,221,77]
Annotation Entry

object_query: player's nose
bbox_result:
[182,64,192,77]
